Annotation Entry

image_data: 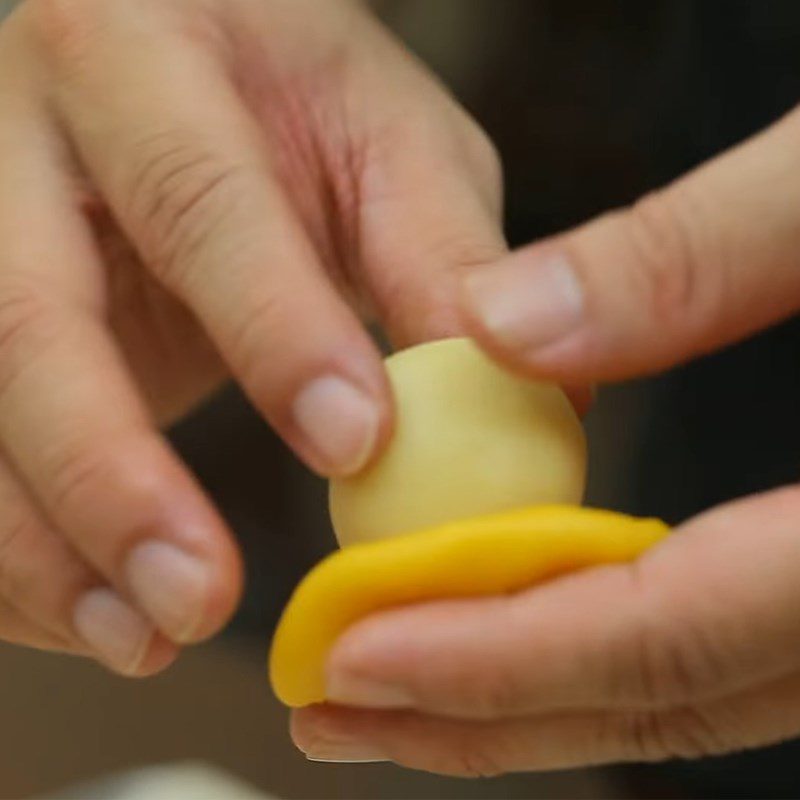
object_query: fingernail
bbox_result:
[293,376,379,476]
[125,540,209,643]
[327,673,414,709]
[304,743,387,764]
[73,588,153,675]
[464,252,584,351]
[307,756,387,764]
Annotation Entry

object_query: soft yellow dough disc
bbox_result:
[329,337,587,545]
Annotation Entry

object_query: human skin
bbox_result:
[0,0,507,675]
[292,107,800,774]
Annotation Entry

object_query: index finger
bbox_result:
[40,0,392,478]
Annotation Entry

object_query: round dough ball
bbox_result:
[330,337,587,545]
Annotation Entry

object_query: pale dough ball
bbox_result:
[330,337,587,545]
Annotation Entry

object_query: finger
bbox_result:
[350,50,596,409]
[357,73,507,345]
[461,107,800,381]
[0,597,77,654]
[0,291,242,648]
[293,704,643,775]
[38,1,391,478]
[0,448,176,675]
[324,486,800,718]
[293,668,800,776]
[0,98,241,646]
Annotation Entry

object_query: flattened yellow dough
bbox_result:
[269,505,668,708]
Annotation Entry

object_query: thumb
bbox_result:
[461,107,800,381]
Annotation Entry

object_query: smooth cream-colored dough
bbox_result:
[330,337,587,545]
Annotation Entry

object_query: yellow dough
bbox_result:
[268,337,669,708]
[270,506,668,707]
[330,337,587,544]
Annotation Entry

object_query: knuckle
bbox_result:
[0,280,59,400]
[408,602,523,719]
[0,281,47,351]
[612,710,672,761]
[426,230,505,272]
[448,664,523,720]
[626,613,695,707]
[43,440,113,515]
[226,294,286,396]
[624,189,719,335]
[42,432,171,536]
[620,563,730,707]
[376,226,504,342]
[125,132,247,288]
[438,739,506,779]
[620,706,738,762]
[663,706,746,759]
[650,624,729,707]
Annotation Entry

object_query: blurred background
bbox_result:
[2,1,800,797]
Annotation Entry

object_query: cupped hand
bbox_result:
[0,0,504,674]
[292,108,800,774]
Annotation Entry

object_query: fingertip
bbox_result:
[290,704,390,764]
[73,587,155,676]
[266,332,396,480]
[290,704,378,750]
[126,455,243,646]
[193,533,245,643]
[125,533,244,645]
[324,603,467,711]
[459,262,598,405]
[460,250,585,357]
[290,705,324,753]
[290,374,388,478]
[325,609,394,679]
[129,632,179,677]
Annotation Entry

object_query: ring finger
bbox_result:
[0,449,177,675]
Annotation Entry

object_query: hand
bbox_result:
[292,108,800,774]
[0,0,503,675]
